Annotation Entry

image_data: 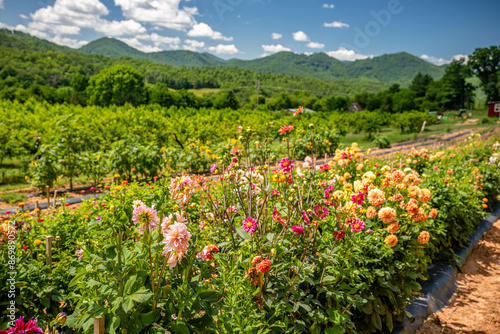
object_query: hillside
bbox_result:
[78,38,445,84]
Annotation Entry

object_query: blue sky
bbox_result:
[0,0,499,64]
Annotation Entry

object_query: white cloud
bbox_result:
[137,33,181,49]
[324,21,350,28]
[420,54,469,66]
[20,14,28,19]
[51,35,88,48]
[183,39,205,51]
[0,0,3,9]
[115,0,198,31]
[187,22,233,41]
[119,37,163,52]
[304,52,314,56]
[307,42,325,49]
[9,23,50,39]
[326,47,374,61]
[293,30,309,42]
[262,44,291,53]
[271,32,282,40]
[208,44,239,55]
[322,4,334,8]
[26,0,147,37]
[96,19,146,36]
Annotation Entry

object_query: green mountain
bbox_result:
[80,37,224,68]
[77,37,445,84]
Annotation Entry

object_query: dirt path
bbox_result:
[417,218,500,334]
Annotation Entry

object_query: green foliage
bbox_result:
[373,134,391,148]
[86,65,146,107]
[469,45,500,101]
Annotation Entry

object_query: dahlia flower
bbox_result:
[196,244,219,261]
[350,219,366,233]
[162,222,191,269]
[0,317,43,334]
[242,217,257,234]
[384,235,398,247]
[351,191,365,205]
[368,188,385,207]
[280,157,294,173]
[418,231,430,244]
[132,204,159,234]
[314,205,329,220]
[291,225,304,234]
[378,207,397,224]
[256,259,271,273]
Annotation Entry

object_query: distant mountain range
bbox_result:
[0,29,445,85]
[79,37,445,84]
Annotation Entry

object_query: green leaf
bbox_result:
[130,288,153,303]
[124,275,137,295]
[362,301,373,315]
[69,269,88,287]
[235,227,250,240]
[371,312,382,330]
[109,316,120,334]
[325,325,344,334]
[139,310,160,326]
[385,312,393,332]
[171,320,190,334]
[122,296,134,313]
[374,298,386,315]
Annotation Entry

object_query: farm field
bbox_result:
[1,107,500,333]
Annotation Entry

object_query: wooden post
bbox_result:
[45,235,52,267]
[35,200,39,210]
[94,316,105,334]
[53,190,58,207]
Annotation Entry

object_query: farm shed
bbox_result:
[488,101,500,117]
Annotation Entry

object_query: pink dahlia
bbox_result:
[132,204,159,234]
[162,222,191,269]
[301,210,311,225]
[273,207,287,226]
[210,162,217,173]
[351,191,365,205]
[324,186,335,199]
[314,205,329,220]
[291,225,304,234]
[350,219,366,233]
[280,157,294,173]
[0,317,43,334]
[242,217,257,234]
[161,211,186,233]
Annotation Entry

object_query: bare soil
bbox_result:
[417,218,500,334]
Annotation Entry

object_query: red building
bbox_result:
[488,101,500,117]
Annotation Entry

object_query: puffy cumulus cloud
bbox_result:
[137,33,181,49]
[293,30,309,42]
[26,0,147,37]
[183,39,205,51]
[95,19,147,36]
[115,0,198,31]
[119,37,163,52]
[208,44,239,55]
[51,35,89,48]
[322,4,334,8]
[326,47,374,61]
[307,42,325,49]
[324,21,349,28]
[262,44,291,53]
[187,23,233,41]
[420,54,469,66]
[271,33,282,40]
[0,23,50,40]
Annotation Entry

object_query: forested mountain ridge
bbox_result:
[79,37,445,84]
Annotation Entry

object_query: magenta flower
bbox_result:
[301,210,311,225]
[272,207,287,226]
[0,317,43,334]
[351,191,365,205]
[291,225,304,234]
[280,157,294,173]
[324,186,335,199]
[210,162,217,173]
[314,205,329,220]
[76,249,84,261]
[237,125,242,133]
[132,204,159,234]
[350,219,366,233]
[242,217,257,234]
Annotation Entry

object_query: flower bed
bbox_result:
[1,122,499,333]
